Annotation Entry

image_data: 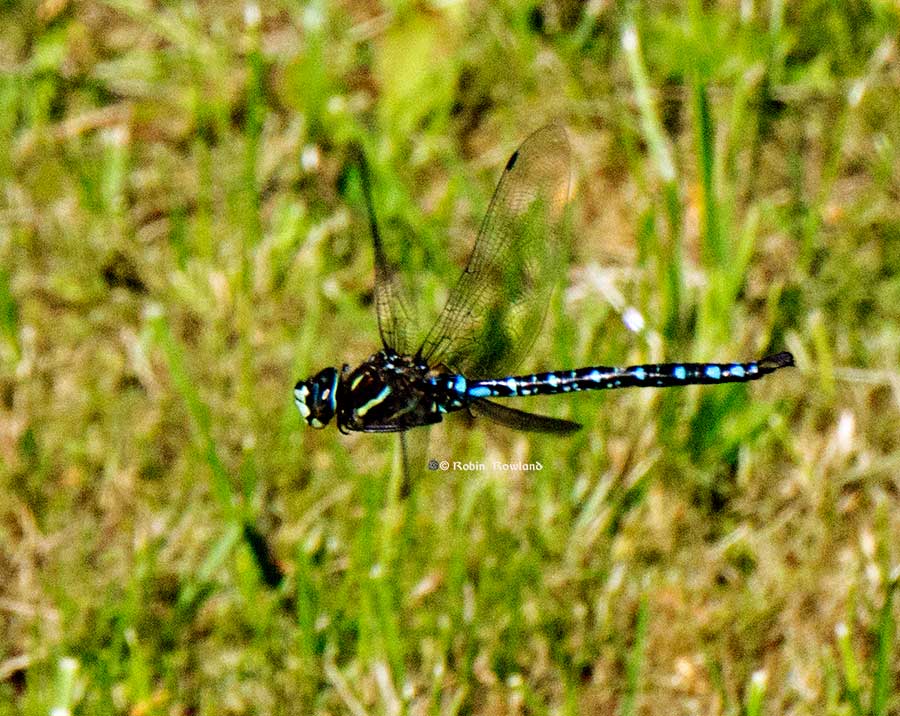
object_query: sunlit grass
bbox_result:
[1,1,899,714]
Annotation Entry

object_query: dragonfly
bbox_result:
[294,124,793,445]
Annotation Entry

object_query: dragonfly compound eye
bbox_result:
[294,367,339,428]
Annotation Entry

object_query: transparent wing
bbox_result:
[354,146,414,355]
[400,429,430,491]
[417,124,571,378]
[470,399,581,434]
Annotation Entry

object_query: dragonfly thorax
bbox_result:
[296,351,460,434]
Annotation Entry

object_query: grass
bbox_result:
[2,0,900,714]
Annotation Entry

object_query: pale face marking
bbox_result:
[294,385,311,418]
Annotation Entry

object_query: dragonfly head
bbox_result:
[294,367,340,429]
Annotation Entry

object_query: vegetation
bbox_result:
[2,1,899,713]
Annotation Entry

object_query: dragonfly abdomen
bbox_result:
[466,352,794,399]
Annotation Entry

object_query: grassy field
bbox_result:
[2,1,900,714]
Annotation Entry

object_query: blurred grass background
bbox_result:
[2,0,900,713]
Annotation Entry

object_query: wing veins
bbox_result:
[417,124,571,378]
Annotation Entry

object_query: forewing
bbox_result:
[400,429,430,485]
[417,124,571,378]
[354,146,414,355]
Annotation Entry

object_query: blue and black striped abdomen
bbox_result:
[466,352,794,399]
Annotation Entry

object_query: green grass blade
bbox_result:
[176,520,243,615]
[872,571,899,716]
[619,591,650,716]
[620,20,684,340]
[743,669,767,716]
[693,78,724,272]
[242,4,264,255]
[294,543,319,663]
[51,656,81,716]
[835,622,864,716]
[145,306,236,519]
[0,267,18,363]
